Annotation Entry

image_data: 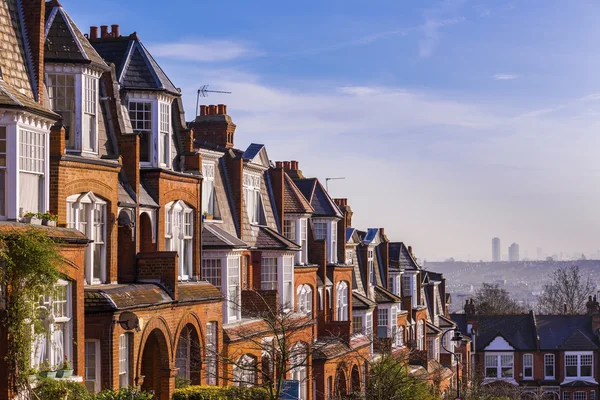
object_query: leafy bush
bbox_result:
[93,387,153,400]
[173,385,270,400]
[33,378,92,400]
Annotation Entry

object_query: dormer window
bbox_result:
[128,101,152,163]
[159,103,171,166]
[128,97,172,168]
[284,218,308,265]
[243,172,264,225]
[312,219,337,264]
[46,69,99,153]
[202,162,217,217]
[165,200,194,280]
[368,249,375,285]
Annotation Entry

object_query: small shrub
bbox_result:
[173,385,270,400]
[33,378,92,400]
[176,376,192,388]
[93,387,153,400]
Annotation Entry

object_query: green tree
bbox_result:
[365,354,435,400]
[475,283,524,315]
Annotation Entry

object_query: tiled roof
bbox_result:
[374,285,401,304]
[44,4,108,69]
[389,242,420,270]
[450,313,467,335]
[241,143,264,161]
[283,174,313,214]
[179,281,224,302]
[293,178,342,218]
[139,180,158,207]
[117,181,136,206]
[202,224,248,248]
[84,283,172,312]
[438,315,456,328]
[537,315,599,350]
[352,291,376,310]
[426,321,442,335]
[254,226,300,251]
[0,80,58,119]
[0,221,88,242]
[92,37,178,95]
[476,314,537,351]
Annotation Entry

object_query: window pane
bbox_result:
[261,258,277,290]
[202,259,221,287]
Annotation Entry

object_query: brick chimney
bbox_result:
[20,0,46,103]
[334,198,353,228]
[281,160,304,179]
[111,24,120,37]
[100,25,109,38]
[90,26,98,39]
[268,164,285,232]
[190,104,236,149]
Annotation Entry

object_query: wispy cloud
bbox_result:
[150,40,262,62]
[492,73,520,80]
[419,17,465,58]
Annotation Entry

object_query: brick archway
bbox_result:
[137,318,173,400]
[350,364,360,394]
[173,313,203,385]
[335,365,347,398]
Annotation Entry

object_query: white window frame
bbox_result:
[202,258,221,288]
[378,308,389,338]
[46,73,76,149]
[165,200,194,281]
[573,393,587,400]
[336,281,348,321]
[227,256,241,322]
[284,219,296,241]
[368,249,375,287]
[67,192,106,285]
[346,249,353,265]
[243,172,263,225]
[202,162,216,216]
[523,353,533,380]
[313,220,327,240]
[282,256,294,309]
[545,354,555,380]
[565,352,594,380]
[297,284,313,316]
[159,101,171,167]
[299,218,308,264]
[128,100,153,166]
[206,322,217,385]
[261,257,278,290]
[290,343,308,400]
[329,220,337,264]
[234,354,256,387]
[417,320,424,350]
[81,74,98,153]
[0,126,7,218]
[19,128,46,215]
[352,315,363,334]
[119,334,129,387]
[484,352,514,379]
[84,339,101,393]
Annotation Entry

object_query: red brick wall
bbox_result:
[21,0,46,103]
[268,167,284,231]
[137,251,179,300]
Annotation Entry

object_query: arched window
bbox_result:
[164,200,193,280]
[336,281,348,321]
[417,320,424,350]
[234,354,256,387]
[291,342,308,400]
[398,326,404,347]
[297,284,313,316]
[67,192,106,284]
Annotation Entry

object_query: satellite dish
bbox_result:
[118,311,139,331]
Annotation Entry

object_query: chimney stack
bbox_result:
[100,25,109,38]
[408,246,413,257]
[90,26,98,39]
[111,24,120,37]
[199,105,207,116]
[21,0,47,103]
[290,160,299,170]
[275,161,283,168]
[283,161,291,170]
[217,104,226,114]
[189,104,236,149]
[334,198,353,228]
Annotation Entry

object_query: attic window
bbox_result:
[243,172,264,225]
[47,74,76,148]
[128,101,152,163]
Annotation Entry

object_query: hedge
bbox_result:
[173,385,270,400]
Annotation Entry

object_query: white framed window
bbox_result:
[283,257,294,309]
[353,316,363,334]
[46,74,76,148]
[330,221,337,264]
[391,306,398,346]
[67,192,106,284]
[417,320,424,350]
[243,172,263,225]
[299,219,308,264]
[118,334,130,387]
[227,256,240,322]
[544,354,555,379]
[591,391,596,400]
[365,313,372,335]
[165,200,194,280]
[32,280,72,369]
[565,352,593,379]
[398,326,404,347]
[202,258,221,287]
[523,354,533,379]
[378,308,389,338]
[564,393,571,400]
[573,393,586,400]
[290,343,308,400]
[206,322,217,385]
[313,220,327,240]
[0,126,6,217]
[128,101,152,163]
[85,340,101,393]
[297,284,313,315]
[346,249,353,265]
[82,75,97,153]
[202,163,216,216]
[19,128,45,214]
[234,354,256,387]
[368,249,375,286]
[261,258,277,290]
[284,219,296,241]
[402,275,412,297]
[159,102,170,166]
[336,281,348,321]
[485,353,514,379]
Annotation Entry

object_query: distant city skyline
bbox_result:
[508,242,520,262]
[492,237,501,262]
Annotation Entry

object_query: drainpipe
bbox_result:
[110,315,118,388]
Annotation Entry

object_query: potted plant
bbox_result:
[202,211,213,221]
[38,360,56,379]
[40,211,58,227]
[56,357,72,378]
[23,212,42,225]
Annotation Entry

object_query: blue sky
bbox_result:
[65,0,600,261]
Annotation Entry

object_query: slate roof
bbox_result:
[91,36,178,95]
[283,173,313,214]
[353,291,376,310]
[44,4,108,69]
[117,181,136,206]
[0,221,88,243]
[254,226,301,251]
[139,181,159,207]
[389,242,420,270]
[313,335,371,360]
[179,281,224,302]
[451,313,468,335]
[84,283,172,313]
[374,285,401,304]
[0,80,58,119]
[241,143,265,161]
[439,315,456,328]
[474,314,537,351]
[427,321,442,335]
[363,228,380,244]
[294,178,342,218]
[203,224,248,249]
[536,315,599,350]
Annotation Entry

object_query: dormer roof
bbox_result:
[283,173,313,214]
[44,3,109,70]
[294,178,342,218]
[389,242,420,271]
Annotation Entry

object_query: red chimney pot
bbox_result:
[290,160,298,170]
[199,105,207,116]
[90,26,98,39]
[283,161,291,170]
[111,24,120,37]
[217,104,226,114]
[275,161,283,168]
[100,25,109,38]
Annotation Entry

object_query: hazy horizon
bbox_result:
[65,0,600,261]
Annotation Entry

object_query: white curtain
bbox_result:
[19,172,41,214]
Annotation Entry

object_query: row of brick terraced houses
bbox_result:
[5,1,599,400]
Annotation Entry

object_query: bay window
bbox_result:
[159,102,170,166]
[313,221,327,240]
[346,249,353,265]
[202,163,216,217]
[202,258,221,287]
[391,306,398,345]
[545,354,555,379]
[290,343,308,400]
[19,129,45,214]
[402,275,412,297]
[368,249,374,286]
[164,200,194,280]
[227,256,240,321]
[47,74,76,148]
[417,320,424,350]
[565,352,593,379]
[128,101,152,163]
[286,218,308,265]
[283,257,294,309]
[284,219,296,241]
[119,334,130,387]
[336,281,348,321]
[206,322,217,385]
[365,313,372,335]
[378,308,388,338]
[32,280,71,369]
[82,75,97,152]
[352,316,363,334]
[261,258,277,290]
[523,354,533,379]
[485,353,514,379]
[297,284,313,315]
[243,172,263,225]
[330,221,337,263]
[67,192,106,284]
[85,340,100,393]
[234,354,256,387]
[299,219,307,264]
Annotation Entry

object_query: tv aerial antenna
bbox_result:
[195,85,232,115]
[325,177,345,192]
